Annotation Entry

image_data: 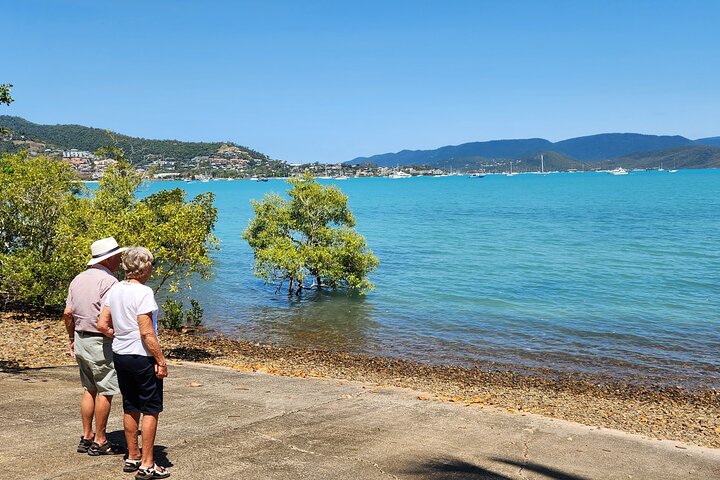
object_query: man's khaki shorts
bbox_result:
[74,332,120,396]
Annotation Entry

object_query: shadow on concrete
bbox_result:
[491,457,591,480]
[153,445,173,468]
[402,458,513,479]
[403,457,592,480]
[107,430,127,447]
[105,430,173,468]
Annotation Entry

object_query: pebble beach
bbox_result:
[1,311,718,449]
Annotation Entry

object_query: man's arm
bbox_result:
[62,307,75,358]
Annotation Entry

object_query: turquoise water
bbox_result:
[141,171,720,388]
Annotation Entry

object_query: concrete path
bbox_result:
[0,363,717,479]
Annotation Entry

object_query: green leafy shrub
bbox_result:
[0,150,218,312]
[160,297,204,331]
[243,172,378,295]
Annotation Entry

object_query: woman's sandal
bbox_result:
[76,436,94,453]
[135,464,170,479]
[124,456,142,473]
[88,440,124,456]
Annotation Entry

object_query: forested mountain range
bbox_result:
[0,116,270,163]
[348,133,720,170]
[3,115,720,172]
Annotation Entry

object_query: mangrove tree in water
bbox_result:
[243,172,379,295]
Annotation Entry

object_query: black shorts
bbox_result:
[113,353,164,414]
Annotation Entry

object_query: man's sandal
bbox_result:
[77,436,94,453]
[88,440,124,456]
[135,464,170,479]
[124,456,142,473]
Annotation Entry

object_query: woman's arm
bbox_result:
[137,312,168,379]
[97,305,114,338]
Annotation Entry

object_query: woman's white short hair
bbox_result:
[122,246,154,279]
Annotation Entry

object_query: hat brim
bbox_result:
[87,247,127,266]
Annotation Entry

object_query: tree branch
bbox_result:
[154,259,180,294]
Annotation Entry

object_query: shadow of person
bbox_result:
[106,429,127,449]
[105,431,173,469]
[153,444,173,468]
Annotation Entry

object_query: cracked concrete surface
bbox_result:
[1,362,718,479]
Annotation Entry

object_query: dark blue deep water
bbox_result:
[140,170,720,388]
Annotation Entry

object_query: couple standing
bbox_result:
[63,237,170,479]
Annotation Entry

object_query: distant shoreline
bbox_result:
[2,310,718,448]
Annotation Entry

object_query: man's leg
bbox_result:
[140,413,159,468]
[93,394,113,445]
[124,411,142,461]
[80,390,96,440]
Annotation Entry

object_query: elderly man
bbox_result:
[63,237,126,456]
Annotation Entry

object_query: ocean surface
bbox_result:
[139,170,720,389]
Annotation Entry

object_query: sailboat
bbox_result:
[505,162,517,176]
[389,165,411,178]
[533,154,548,174]
[317,166,332,179]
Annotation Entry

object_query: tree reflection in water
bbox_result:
[237,289,381,353]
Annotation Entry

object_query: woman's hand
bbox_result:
[155,363,168,379]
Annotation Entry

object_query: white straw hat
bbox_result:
[87,237,127,266]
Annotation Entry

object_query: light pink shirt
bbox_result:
[65,264,118,333]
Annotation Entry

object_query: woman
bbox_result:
[98,246,170,479]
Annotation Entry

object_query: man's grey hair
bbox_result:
[122,246,154,280]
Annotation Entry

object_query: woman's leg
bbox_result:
[124,411,142,460]
[140,413,159,467]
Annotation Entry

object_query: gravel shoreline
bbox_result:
[2,311,718,448]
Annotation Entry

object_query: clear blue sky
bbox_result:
[4,1,719,163]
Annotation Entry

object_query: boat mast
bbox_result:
[541,154,544,173]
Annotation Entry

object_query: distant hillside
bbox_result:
[696,136,720,147]
[0,116,270,163]
[422,150,583,173]
[350,138,552,167]
[553,133,692,162]
[604,145,720,170]
[348,132,720,170]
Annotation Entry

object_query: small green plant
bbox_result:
[187,298,204,327]
[160,297,204,331]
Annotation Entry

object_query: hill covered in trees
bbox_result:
[348,133,720,171]
[0,116,270,164]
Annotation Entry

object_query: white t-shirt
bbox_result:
[105,281,159,356]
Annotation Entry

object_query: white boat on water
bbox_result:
[334,175,349,180]
[390,171,412,178]
[469,172,485,178]
[608,167,629,175]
